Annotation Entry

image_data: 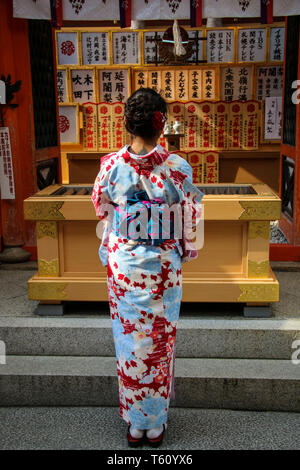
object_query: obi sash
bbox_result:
[112,190,175,246]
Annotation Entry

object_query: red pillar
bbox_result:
[0,0,36,258]
[272,16,300,261]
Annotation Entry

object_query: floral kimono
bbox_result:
[91,144,204,429]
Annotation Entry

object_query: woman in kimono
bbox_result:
[92,88,204,447]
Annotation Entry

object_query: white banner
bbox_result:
[57,31,79,65]
[264,96,282,140]
[274,0,300,16]
[0,128,15,200]
[13,0,300,21]
[13,0,118,20]
[134,0,300,19]
[13,0,51,19]
[63,0,119,20]
[58,106,78,143]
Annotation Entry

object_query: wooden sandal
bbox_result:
[146,424,166,448]
[126,425,145,448]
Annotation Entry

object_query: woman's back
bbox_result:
[92,143,203,265]
[91,87,204,447]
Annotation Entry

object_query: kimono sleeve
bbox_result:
[91,155,115,220]
[165,154,204,263]
[91,155,116,268]
[181,164,204,263]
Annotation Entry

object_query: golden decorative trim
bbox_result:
[237,283,279,302]
[248,221,270,240]
[24,202,65,220]
[36,222,58,239]
[28,282,68,300]
[38,258,60,277]
[248,260,269,278]
[239,201,281,220]
[252,184,275,196]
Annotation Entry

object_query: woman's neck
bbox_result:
[129,136,158,156]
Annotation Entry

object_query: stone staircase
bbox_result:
[1,312,300,411]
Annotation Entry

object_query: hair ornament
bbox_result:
[152,111,166,131]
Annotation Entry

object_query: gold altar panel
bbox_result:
[181,279,245,303]
[24,183,281,304]
[59,221,105,277]
[182,221,247,278]
[36,222,60,277]
[181,271,279,303]
[248,235,270,263]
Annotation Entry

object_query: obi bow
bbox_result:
[112,190,175,246]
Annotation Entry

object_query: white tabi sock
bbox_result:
[146,423,167,439]
[130,426,144,439]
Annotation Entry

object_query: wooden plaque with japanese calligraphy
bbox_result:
[56,69,68,103]
[238,28,267,63]
[206,29,235,64]
[264,97,282,142]
[167,102,185,148]
[70,69,95,104]
[242,101,260,150]
[269,27,285,63]
[82,103,98,151]
[111,103,126,149]
[202,69,217,100]
[199,102,215,151]
[214,102,229,150]
[184,103,200,150]
[98,69,129,103]
[187,151,203,184]
[188,69,202,100]
[203,151,219,184]
[256,65,284,101]
[97,103,112,151]
[228,101,244,150]
[221,66,252,102]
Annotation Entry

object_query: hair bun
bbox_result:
[124,88,167,140]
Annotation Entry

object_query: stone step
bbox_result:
[0,356,299,411]
[0,316,300,359]
[1,406,299,450]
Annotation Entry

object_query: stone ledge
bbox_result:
[0,356,299,410]
[271,261,300,272]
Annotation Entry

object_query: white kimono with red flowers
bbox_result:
[92,144,203,429]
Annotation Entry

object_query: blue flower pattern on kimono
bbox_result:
[140,363,167,385]
[117,292,144,322]
[123,290,155,320]
[111,317,135,363]
[128,397,167,429]
[164,286,182,323]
